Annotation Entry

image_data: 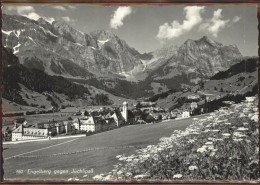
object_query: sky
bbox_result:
[2,4,258,56]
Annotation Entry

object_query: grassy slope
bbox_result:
[3,117,195,180]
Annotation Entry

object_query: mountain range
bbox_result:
[2,13,253,105]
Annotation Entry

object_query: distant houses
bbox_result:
[8,101,132,142]
[187,94,200,100]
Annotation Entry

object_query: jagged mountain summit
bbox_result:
[2,14,147,79]
[2,13,246,99]
[2,13,243,82]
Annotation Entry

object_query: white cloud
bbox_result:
[233,16,241,23]
[3,5,35,15]
[110,7,132,29]
[199,9,229,37]
[2,5,41,21]
[60,16,76,23]
[24,12,41,21]
[16,6,35,15]
[156,6,205,40]
[51,6,67,11]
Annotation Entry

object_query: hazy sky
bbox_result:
[2,5,258,56]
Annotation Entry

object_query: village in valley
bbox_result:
[3,91,205,142]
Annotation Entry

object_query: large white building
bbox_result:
[12,125,48,141]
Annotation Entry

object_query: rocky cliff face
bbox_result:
[2,13,245,98]
[150,36,243,84]
[2,14,145,78]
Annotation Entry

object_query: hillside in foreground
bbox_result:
[94,96,259,181]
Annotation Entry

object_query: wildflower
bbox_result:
[93,175,104,180]
[233,138,243,142]
[233,132,246,137]
[188,139,195,143]
[239,113,246,117]
[250,115,258,122]
[173,174,183,178]
[222,133,231,137]
[197,146,207,153]
[104,175,113,180]
[125,172,133,177]
[237,127,249,131]
[118,157,127,161]
[189,165,198,171]
[134,174,150,179]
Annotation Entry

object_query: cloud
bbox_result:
[60,16,76,23]
[51,6,67,11]
[16,6,35,15]
[233,16,241,23]
[3,5,35,15]
[3,5,41,21]
[199,9,229,37]
[156,6,205,40]
[110,7,132,29]
[24,12,41,21]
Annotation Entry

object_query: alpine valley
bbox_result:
[2,13,258,112]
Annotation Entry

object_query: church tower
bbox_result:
[122,101,128,122]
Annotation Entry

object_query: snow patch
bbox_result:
[43,17,55,24]
[28,36,36,44]
[13,43,21,54]
[15,30,21,37]
[2,30,13,36]
[39,26,58,37]
[98,39,110,45]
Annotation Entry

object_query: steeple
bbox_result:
[122,101,128,122]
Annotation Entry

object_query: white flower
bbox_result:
[239,113,246,117]
[173,174,182,178]
[250,115,258,122]
[222,133,231,137]
[189,165,198,171]
[118,157,127,161]
[104,175,113,180]
[197,146,207,153]
[93,175,104,180]
[224,122,231,125]
[188,139,195,143]
[237,127,249,131]
[134,174,150,179]
[205,141,213,145]
[233,138,243,142]
[233,132,246,137]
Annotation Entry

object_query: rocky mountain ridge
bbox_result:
[2,13,246,99]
